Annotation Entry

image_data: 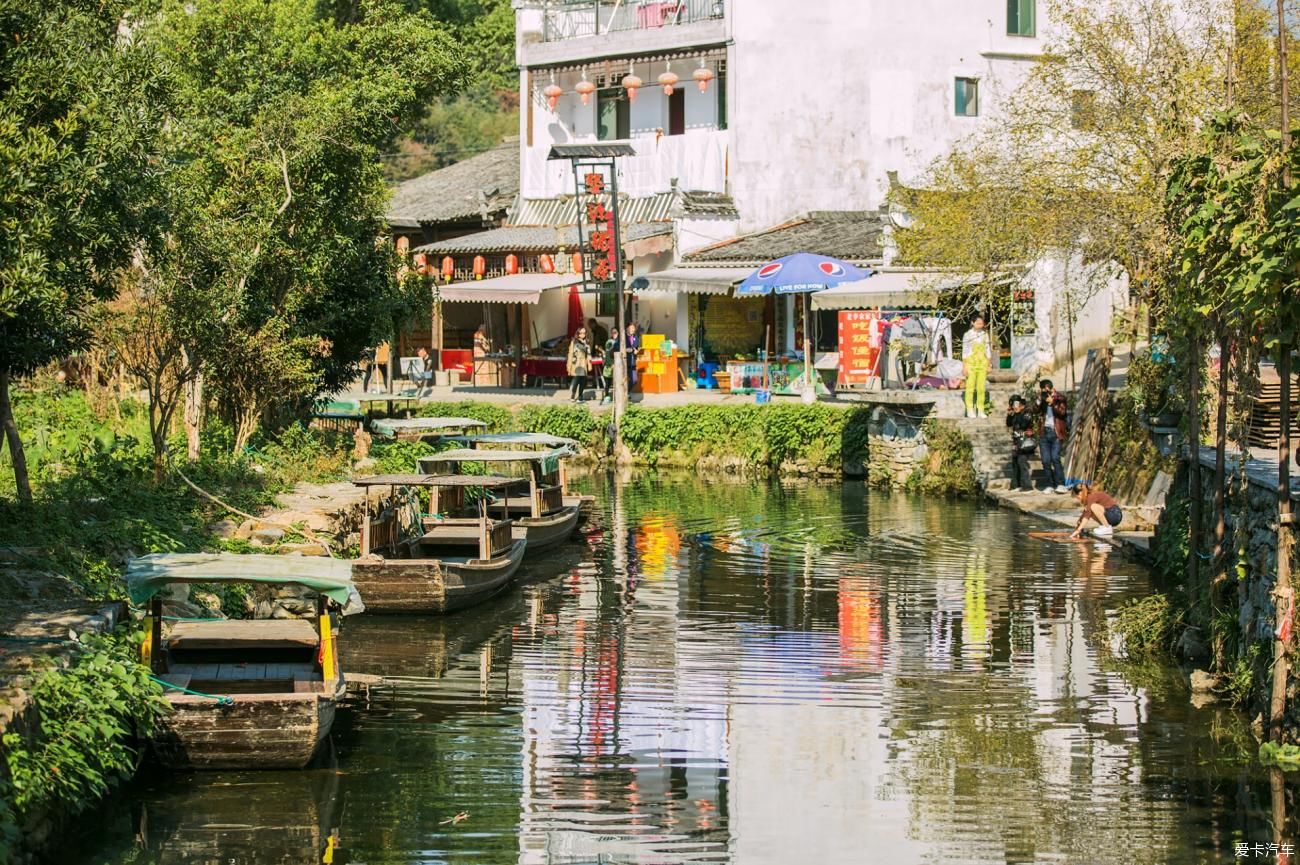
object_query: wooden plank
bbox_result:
[167,619,319,650]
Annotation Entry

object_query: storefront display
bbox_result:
[724,359,830,395]
[836,311,884,388]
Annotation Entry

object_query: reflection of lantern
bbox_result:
[658,64,678,96]
[572,252,583,274]
[441,256,454,282]
[472,255,486,279]
[693,62,714,93]
[505,254,518,275]
[543,82,563,111]
[539,254,555,274]
[622,72,642,102]
[575,78,596,106]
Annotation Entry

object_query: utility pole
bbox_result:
[1270,0,1293,743]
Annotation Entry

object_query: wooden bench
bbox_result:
[165,619,319,651]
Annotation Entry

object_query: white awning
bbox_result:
[810,271,984,310]
[437,273,582,305]
[633,267,749,296]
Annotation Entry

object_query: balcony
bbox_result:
[519,0,727,68]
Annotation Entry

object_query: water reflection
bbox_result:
[60,474,1300,864]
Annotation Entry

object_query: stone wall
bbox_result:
[864,404,931,487]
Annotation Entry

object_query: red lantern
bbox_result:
[693,65,715,93]
[413,253,430,275]
[505,253,519,275]
[472,255,486,279]
[622,73,642,103]
[658,66,679,96]
[543,83,563,111]
[539,254,555,274]
[575,79,596,105]
[571,252,583,274]
[441,256,455,282]
[395,236,409,253]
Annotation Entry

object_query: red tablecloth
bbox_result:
[440,350,473,377]
[519,357,604,379]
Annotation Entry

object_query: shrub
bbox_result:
[905,420,977,496]
[516,404,602,446]
[1108,593,1184,658]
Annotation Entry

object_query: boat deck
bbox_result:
[165,619,319,650]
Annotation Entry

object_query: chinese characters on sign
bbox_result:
[1235,841,1295,858]
[1011,286,1036,337]
[837,311,883,387]
[578,171,617,289]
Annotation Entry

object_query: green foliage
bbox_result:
[1094,390,1177,502]
[1151,477,1190,588]
[370,440,440,475]
[2,629,168,820]
[905,420,978,497]
[516,405,603,447]
[1108,593,1184,658]
[414,400,514,430]
[1122,349,1184,420]
[1220,643,1262,706]
[1259,741,1300,770]
[245,423,352,485]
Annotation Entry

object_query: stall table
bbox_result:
[725,359,830,396]
[520,356,603,387]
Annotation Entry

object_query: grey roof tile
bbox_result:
[386,138,520,227]
[413,221,672,255]
[683,210,885,264]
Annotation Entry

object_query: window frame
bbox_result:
[1007,0,1035,37]
[954,77,979,117]
[596,87,630,141]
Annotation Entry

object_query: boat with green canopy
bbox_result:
[125,553,361,771]
[456,432,595,520]
[417,448,581,551]
[352,473,528,613]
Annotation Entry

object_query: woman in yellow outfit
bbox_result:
[961,316,994,418]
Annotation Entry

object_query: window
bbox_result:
[668,89,685,135]
[716,63,728,130]
[1070,89,1097,130]
[1007,0,1035,36]
[597,88,630,141]
[597,291,619,317]
[955,78,979,117]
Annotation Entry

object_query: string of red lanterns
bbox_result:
[537,58,716,109]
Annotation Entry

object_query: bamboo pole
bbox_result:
[1189,332,1203,606]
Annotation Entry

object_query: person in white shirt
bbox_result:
[961,316,994,418]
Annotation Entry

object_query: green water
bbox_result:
[61,476,1293,864]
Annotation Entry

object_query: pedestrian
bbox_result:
[473,324,492,356]
[1069,482,1123,538]
[600,338,615,403]
[623,322,641,390]
[1037,378,1069,492]
[410,346,434,396]
[1005,394,1035,492]
[567,326,591,402]
[588,317,609,348]
[362,341,390,393]
[961,315,994,418]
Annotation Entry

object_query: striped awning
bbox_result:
[438,273,582,304]
[632,267,749,295]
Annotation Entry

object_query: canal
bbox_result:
[63,475,1294,864]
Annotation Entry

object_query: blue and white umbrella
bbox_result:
[735,252,871,296]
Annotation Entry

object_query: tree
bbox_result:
[139,0,462,455]
[0,0,167,502]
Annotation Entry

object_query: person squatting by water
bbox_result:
[1005,395,1035,492]
[1070,482,1123,539]
[567,327,591,402]
[1037,378,1069,493]
[962,316,994,418]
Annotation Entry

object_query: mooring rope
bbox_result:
[150,674,235,706]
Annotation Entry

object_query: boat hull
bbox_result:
[352,539,527,614]
[152,686,340,771]
[509,505,580,551]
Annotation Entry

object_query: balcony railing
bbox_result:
[539,0,724,43]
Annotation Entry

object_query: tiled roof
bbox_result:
[511,192,676,226]
[413,221,672,255]
[683,211,885,265]
[386,139,520,228]
[675,190,739,219]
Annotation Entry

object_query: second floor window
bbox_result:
[955,78,979,117]
[1007,0,1035,36]
[598,88,630,141]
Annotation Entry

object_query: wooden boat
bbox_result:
[457,431,596,521]
[418,447,580,551]
[124,553,362,771]
[368,415,487,442]
[352,473,527,614]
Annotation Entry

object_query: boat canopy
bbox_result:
[370,417,488,438]
[353,473,524,489]
[125,553,364,615]
[462,432,578,449]
[418,448,571,475]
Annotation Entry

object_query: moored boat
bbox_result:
[352,473,527,614]
[457,431,596,520]
[125,553,362,771]
[368,416,487,442]
[418,447,580,551]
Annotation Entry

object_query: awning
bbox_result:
[438,273,582,304]
[632,267,749,296]
[126,554,363,615]
[810,271,985,310]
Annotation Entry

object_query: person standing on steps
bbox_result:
[1005,395,1035,492]
[962,316,994,418]
[1037,378,1069,492]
